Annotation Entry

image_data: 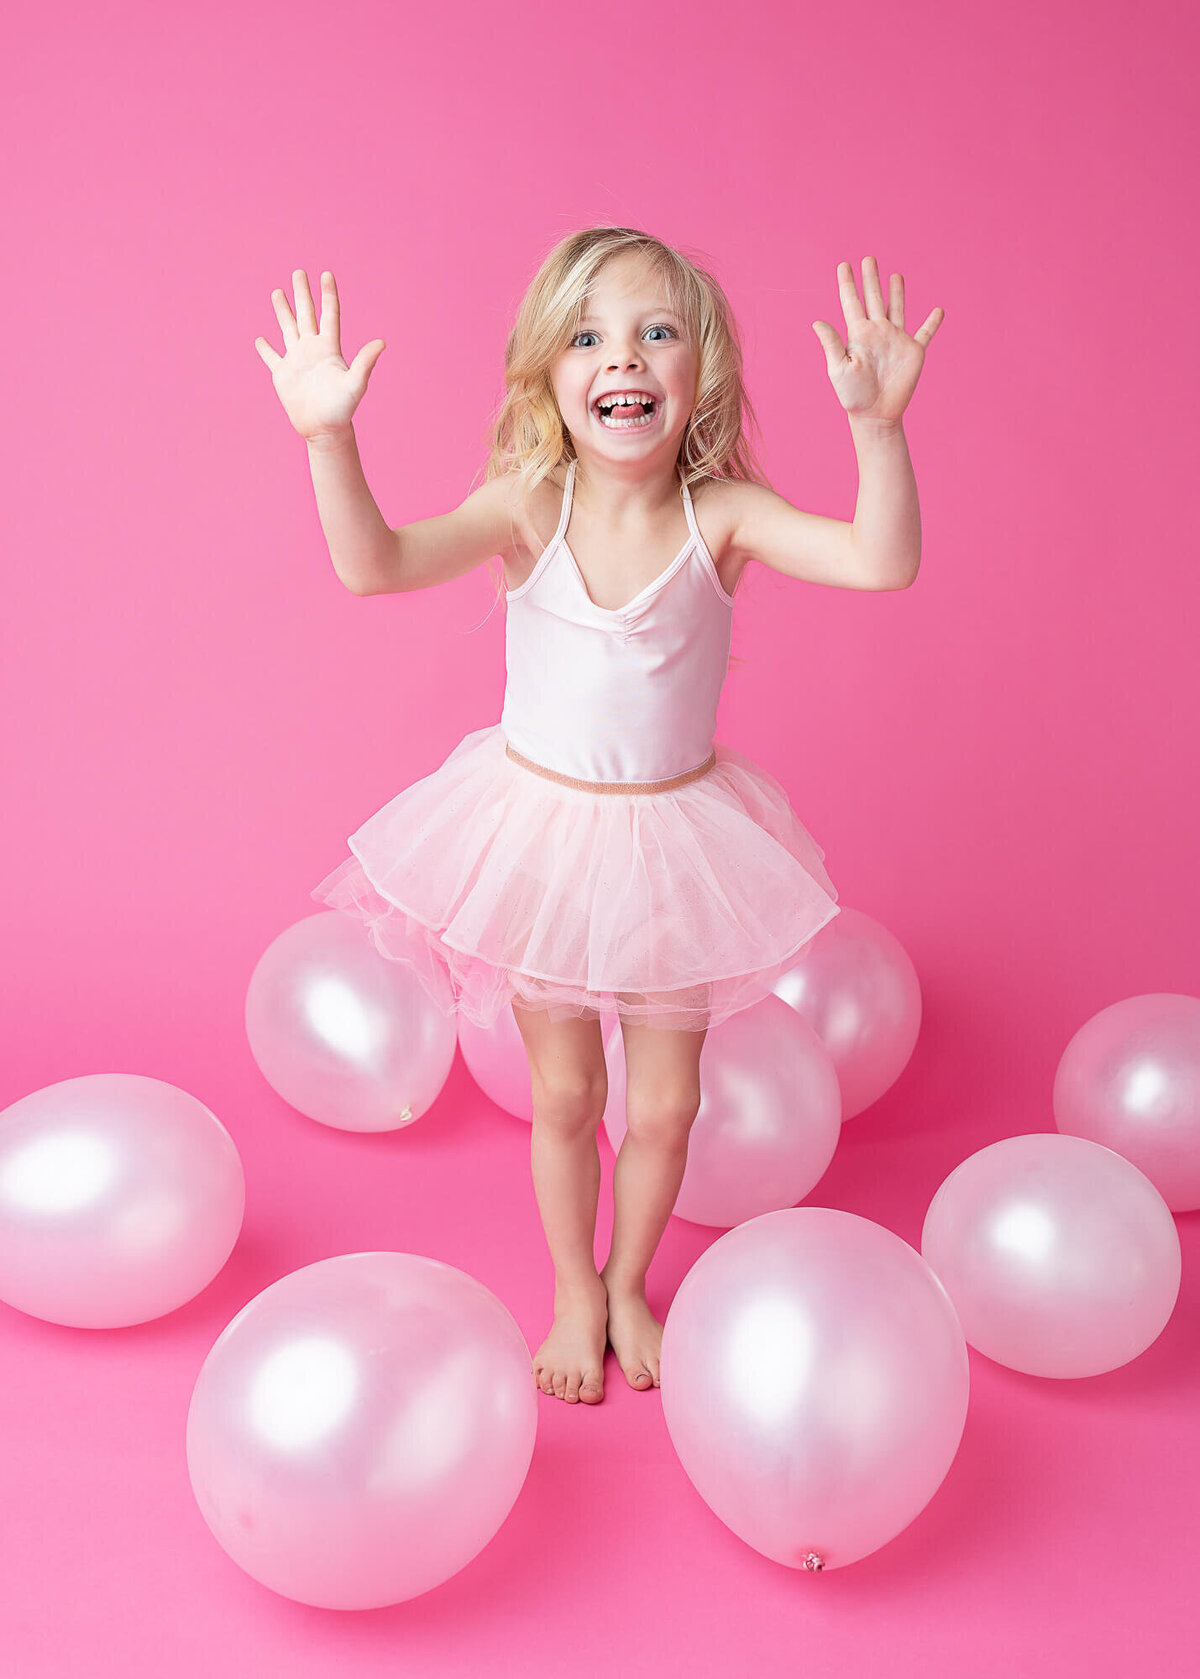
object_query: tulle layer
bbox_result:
[310,722,840,1033]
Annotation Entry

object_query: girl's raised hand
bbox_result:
[254,269,386,442]
[812,258,943,425]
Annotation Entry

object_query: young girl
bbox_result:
[255,227,942,1407]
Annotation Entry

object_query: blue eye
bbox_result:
[571,324,677,348]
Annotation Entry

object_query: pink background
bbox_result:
[3,0,1197,1671]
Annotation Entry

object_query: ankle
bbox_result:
[599,1264,646,1299]
[553,1271,606,1308]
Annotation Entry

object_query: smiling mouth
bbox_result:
[593,397,660,429]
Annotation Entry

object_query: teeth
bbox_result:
[596,392,655,410]
[598,406,656,428]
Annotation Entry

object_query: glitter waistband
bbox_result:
[504,740,717,794]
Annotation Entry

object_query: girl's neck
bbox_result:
[570,453,683,522]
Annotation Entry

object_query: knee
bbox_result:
[530,1068,608,1138]
[625,1084,702,1149]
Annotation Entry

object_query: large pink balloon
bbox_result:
[0,1073,244,1328]
[661,1208,969,1570]
[457,1004,534,1121]
[246,913,458,1132]
[773,905,922,1120]
[922,1133,1181,1377]
[1053,992,1200,1211]
[601,995,842,1227]
[187,1252,538,1609]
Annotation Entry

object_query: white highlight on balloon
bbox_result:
[1122,1056,1169,1117]
[304,974,387,1064]
[724,1293,815,1427]
[0,1129,118,1216]
[249,1337,361,1453]
[990,1199,1056,1265]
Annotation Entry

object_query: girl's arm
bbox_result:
[257,269,511,595]
[725,411,920,594]
[844,413,921,586]
[304,425,399,595]
[728,258,940,594]
[338,461,515,598]
[302,426,513,597]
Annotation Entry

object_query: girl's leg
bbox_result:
[601,1010,706,1390]
[512,1001,610,1405]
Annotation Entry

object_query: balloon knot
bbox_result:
[802,1552,826,1571]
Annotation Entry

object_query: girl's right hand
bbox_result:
[254,269,385,443]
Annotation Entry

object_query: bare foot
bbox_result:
[600,1271,662,1391]
[532,1275,608,1403]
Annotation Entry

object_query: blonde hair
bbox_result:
[472,226,771,631]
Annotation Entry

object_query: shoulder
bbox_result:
[686,474,740,554]
[697,477,776,552]
[498,465,571,585]
[686,475,752,598]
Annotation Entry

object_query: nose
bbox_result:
[604,329,644,366]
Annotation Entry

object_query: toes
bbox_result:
[564,1373,582,1402]
[580,1373,604,1404]
[626,1366,653,1389]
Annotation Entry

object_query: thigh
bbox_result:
[511,1001,608,1095]
[619,1009,707,1110]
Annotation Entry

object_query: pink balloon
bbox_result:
[773,905,922,1121]
[662,1208,969,1570]
[457,1004,534,1120]
[1053,992,1200,1212]
[187,1252,537,1609]
[602,995,842,1227]
[246,913,458,1132]
[922,1133,1181,1377]
[0,1073,245,1328]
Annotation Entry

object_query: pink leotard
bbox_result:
[500,458,736,785]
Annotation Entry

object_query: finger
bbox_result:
[253,336,283,370]
[811,320,847,369]
[888,272,905,331]
[318,270,340,345]
[347,339,386,384]
[270,286,299,347]
[837,259,866,327]
[913,306,945,349]
[293,268,319,335]
[861,256,886,321]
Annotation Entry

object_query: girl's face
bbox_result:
[550,253,698,467]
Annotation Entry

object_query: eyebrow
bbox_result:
[576,305,681,326]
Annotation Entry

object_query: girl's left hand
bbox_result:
[812,258,944,424]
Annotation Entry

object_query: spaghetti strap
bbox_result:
[505,459,578,601]
[553,459,577,546]
[678,467,703,549]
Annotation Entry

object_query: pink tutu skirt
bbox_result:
[310,722,840,1034]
